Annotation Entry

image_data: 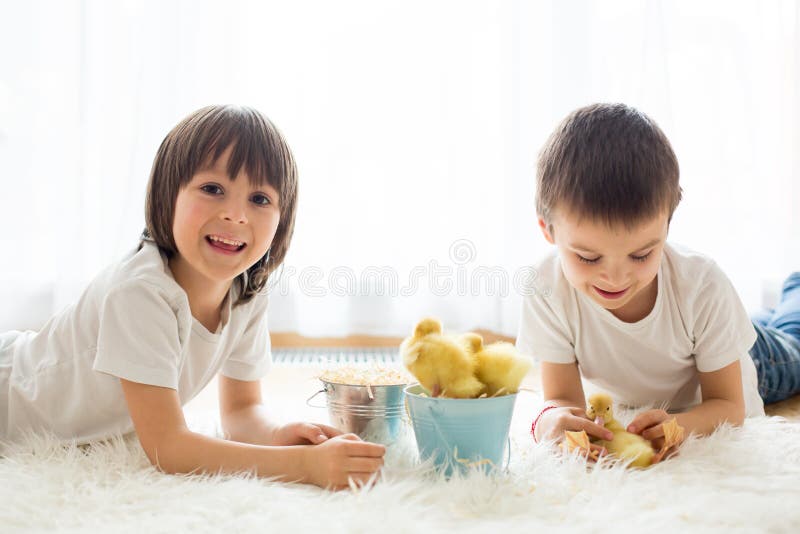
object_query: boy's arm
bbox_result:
[535,361,613,446]
[119,379,384,489]
[541,361,587,409]
[629,360,745,442]
[682,359,746,431]
[218,375,341,446]
[218,375,279,444]
[120,378,303,478]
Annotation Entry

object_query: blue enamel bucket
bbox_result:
[404,384,516,476]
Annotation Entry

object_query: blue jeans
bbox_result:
[749,272,800,404]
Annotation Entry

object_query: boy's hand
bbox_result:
[271,422,343,446]
[627,409,685,463]
[538,406,612,461]
[303,434,386,490]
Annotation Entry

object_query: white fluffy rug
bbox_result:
[2,403,800,533]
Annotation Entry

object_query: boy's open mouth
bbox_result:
[206,235,246,254]
[593,286,629,300]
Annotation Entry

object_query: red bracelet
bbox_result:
[531,405,557,443]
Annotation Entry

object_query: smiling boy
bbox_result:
[519,103,800,458]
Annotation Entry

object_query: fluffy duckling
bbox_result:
[586,393,654,468]
[462,333,532,396]
[401,318,485,398]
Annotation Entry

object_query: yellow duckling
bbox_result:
[586,393,654,468]
[400,318,485,398]
[461,333,532,396]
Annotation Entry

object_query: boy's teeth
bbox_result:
[209,235,243,246]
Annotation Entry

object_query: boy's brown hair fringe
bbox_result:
[536,103,681,230]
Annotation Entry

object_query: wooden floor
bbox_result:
[268,330,514,348]
[765,394,800,419]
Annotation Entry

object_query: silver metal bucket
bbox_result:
[307,379,408,445]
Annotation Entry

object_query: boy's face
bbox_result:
[170,145,281,291]
[540,207,669,321]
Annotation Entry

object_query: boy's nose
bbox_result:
[221,200,248,224]
[601,266,629,287]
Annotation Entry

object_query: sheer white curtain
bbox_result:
[1,0,798,336]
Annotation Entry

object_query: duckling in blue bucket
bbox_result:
[400,318,531,476]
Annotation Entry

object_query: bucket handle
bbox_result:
[426,405,512,473]
[306,389,326,408]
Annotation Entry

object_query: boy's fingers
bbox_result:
[346,440,387,457]
[628,410,664,433]
[347,456,384,472]
[642,425,664,441]
[576,417,613,440]
[317,424,344,437]
[626,416,646,433]
[301,423,328,443]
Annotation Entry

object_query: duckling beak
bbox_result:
[594,416,605,426]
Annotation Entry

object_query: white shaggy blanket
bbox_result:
[2,402,799,533]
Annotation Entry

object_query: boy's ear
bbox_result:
[538,217,555,244]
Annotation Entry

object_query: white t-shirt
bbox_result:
[516,242,764,417]
[0,240,272,447]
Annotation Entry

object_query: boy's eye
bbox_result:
[251,193,271,206]
[577,252,652,264]
[201,184,223,195]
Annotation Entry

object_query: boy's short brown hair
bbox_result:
[536,103,681,229]
[143,105,298,305]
